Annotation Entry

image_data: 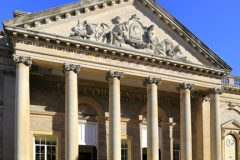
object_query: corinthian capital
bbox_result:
[210,87,224,95]
[13,55,32,66]
[143,76,161,86]
[105,70,124,81]
[63,63,81,74]
[179,82,194,90]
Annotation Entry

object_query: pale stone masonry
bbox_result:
[0,0,240,160]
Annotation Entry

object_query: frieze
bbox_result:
[69,15,187,61]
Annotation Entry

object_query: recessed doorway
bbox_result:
[79,145,97,160]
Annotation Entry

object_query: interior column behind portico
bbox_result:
[13,55,32,160]
[106,70,124,160]
[179,83,194,160]
[64,63,81,160]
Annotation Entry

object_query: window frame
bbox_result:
[172,139,180,160]
[30,130,61,160]
[121,135,133,160]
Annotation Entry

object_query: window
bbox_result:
[121,139,130,160]
[34,136,57,160]
[173,142,181,160]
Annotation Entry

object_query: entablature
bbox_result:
[6,26,229,80]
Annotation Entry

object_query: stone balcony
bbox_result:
[222,75,240,93]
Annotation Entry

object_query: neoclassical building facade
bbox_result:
[0,0,240,160]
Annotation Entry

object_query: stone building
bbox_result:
[0,0,240,160]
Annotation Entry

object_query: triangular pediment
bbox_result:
[222,120,240,130]
[3,0,232,74]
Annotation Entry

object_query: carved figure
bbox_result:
[109,16,129,46]
[85,20,98,40]
[70,20,98,40]
[70,20,87,38]
[147,25,164,55]
[95,23,111,43]
[69,15,189,61]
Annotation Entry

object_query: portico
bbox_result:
[1,0,236,160]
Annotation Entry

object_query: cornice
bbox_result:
[222,86,240,95]
[3,0,133,27]
[5,26,229,79]
[138,0,232,71]
[2,0,232,72]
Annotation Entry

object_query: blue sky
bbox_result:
[1,0,239,76]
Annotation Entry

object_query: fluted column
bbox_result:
[144,76,161,160]
[179,83,194,160]
[210,87,224,160]
[64,63,81,160]
[106,70,124,160]
[13,55,32,160]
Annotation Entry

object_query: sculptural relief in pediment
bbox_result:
[69,14,187,61]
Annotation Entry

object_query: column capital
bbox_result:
[63,63,81,74]
[143,76,161,86]
[13,54,32,66]
[191,91,210,102]
[179,82,194,90]
[210,87,224,95]
[105,70,124,81]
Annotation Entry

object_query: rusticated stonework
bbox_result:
[63,63,81,74]
[13,55,32,66]
[143,76,161,86]
[210,87,224,95]
[179,82,195,90]
[70,15,187,61]
[105,70,124,81]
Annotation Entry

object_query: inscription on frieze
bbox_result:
[55,83,174,105]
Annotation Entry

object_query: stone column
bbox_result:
[210,87,224,160]
[106,70,124,160]
[64,63,81,160]
[144,76,161,160]
[179,83,194,160]
[192,93,210,160]
[13,55,32,160]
